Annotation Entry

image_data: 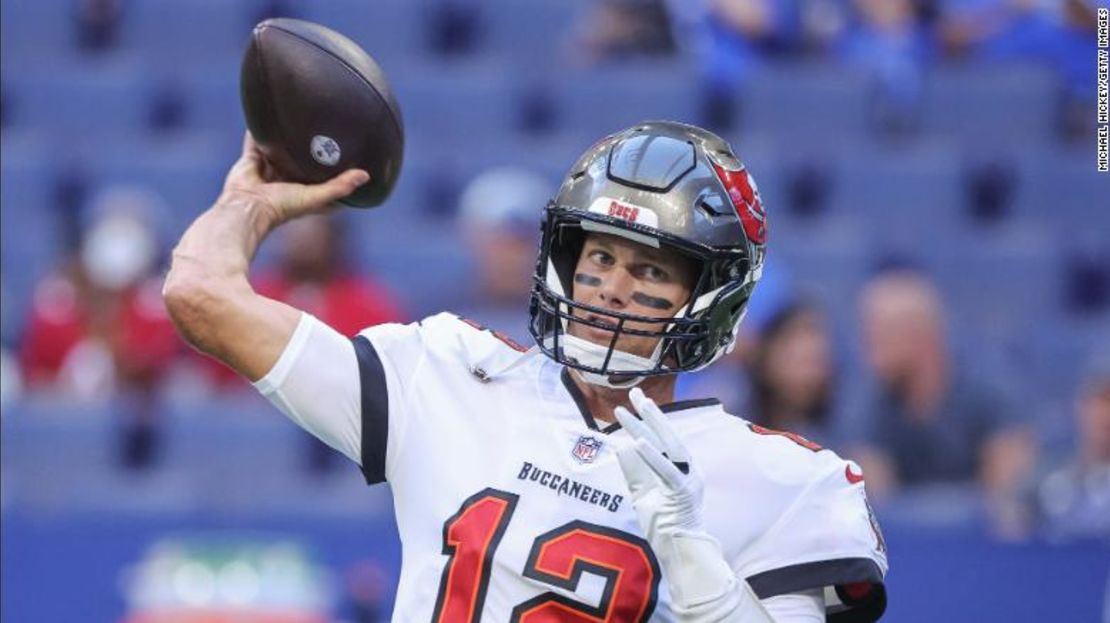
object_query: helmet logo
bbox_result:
[588,197,659,228]
[608,201,640,222]
[713,163,767,245]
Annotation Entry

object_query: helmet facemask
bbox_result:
[527,121,767,387]
[529,206,757,387]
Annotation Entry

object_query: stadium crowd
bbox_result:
[1,0,1106,554]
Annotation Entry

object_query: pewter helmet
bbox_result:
[529,121,768,382]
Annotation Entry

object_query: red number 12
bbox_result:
[432,488,659,623]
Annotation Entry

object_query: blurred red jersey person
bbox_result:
[203,213,405,389]
[20,187,178,399]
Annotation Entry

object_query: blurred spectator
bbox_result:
[255,214,404,338]
[846,269,1035,516]
[675,257,792,412]
[838,0,933,135]
[797,0,851,55]
[19,186,178,469]
[453,166,552,342]
[248,213,405,472]
[75,0,122,52]
[937,0,1097,140]
[1034,355,1110,542]
[746,299,839,445]
[21,187,175,397]
[688,0,788,130]
[567,0,676,64]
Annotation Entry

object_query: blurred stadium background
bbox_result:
[1,0,1108,621]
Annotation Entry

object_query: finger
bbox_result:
[614,406,665,450]
[238,131,265,167]
[301,169,371,207]
[616,441,658,497]
[630,387,691,465]
[225,132,263,183]
[241,130,254,155]
[632,438,688,491]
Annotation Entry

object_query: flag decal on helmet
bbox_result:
[712,163,766,245]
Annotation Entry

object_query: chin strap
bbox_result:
[544,332,665,389]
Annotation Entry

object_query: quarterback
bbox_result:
[164,122,888,621]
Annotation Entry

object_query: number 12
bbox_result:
[431,488,661,623]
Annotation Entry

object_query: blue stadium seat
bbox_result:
[922,64,1057,146]
[741,64,872,138]
[4,60,152,137]
[769,216,871,329]
[0,133,64,325]
[1012,149,1106,235]
[179,70,244,133]
[481,0,583,61]
[353,216,477,316]
[392,62,520,142]
[931,225,1059,340]
[0,0,75,65]
[78,134,236,237]
[549,63,701,137]
[303,0,424,67]
[831,141,962,259]
[121,0,253,71]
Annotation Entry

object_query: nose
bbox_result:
[596,269,633,310]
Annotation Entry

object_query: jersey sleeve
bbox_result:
[738,457,889,623]
[251,312,460,485]
[351,312,469,484]
[252,312,362,464]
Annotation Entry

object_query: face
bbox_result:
[764,310,831,410]
[861,301,916,383]
[473,229,535,304]
[860,278,942,384]
[567,232,698,359]
[280,214,337,277]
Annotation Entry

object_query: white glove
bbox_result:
[614,388,773,622]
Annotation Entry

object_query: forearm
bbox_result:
[164,195,299,379]
[169,194,277,286]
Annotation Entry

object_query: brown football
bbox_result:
[240,18,403,208]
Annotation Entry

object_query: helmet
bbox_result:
[528,121,768,387]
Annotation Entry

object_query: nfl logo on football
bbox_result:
[572,436,604,464]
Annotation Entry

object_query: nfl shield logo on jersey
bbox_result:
[572,436,604,464]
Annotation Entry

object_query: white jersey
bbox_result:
[254,312,889,622]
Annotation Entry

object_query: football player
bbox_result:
[165,122,888,621]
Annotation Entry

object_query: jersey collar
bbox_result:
[559,368,720,434]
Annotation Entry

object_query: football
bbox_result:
[240,18,404,208]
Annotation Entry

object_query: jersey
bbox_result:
[253,312,889,622]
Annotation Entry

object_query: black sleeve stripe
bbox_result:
[352,335,389,485]
[747,557,886,622]
[746,556,882,598]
